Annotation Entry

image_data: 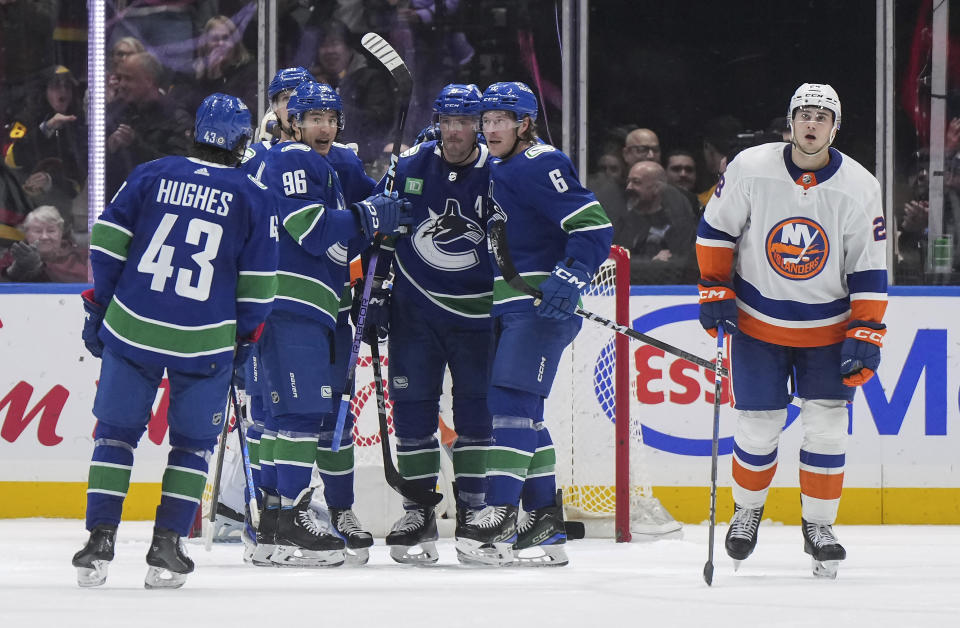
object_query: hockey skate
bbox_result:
[802,518,846,579]
[330,508,374,566]
[144,528,193,589]
[272,495,345,568]
[250,495,280,567]
[386,505,439,565]
[725,504,763,569]
[513,491,568,567]
[211,502,245,543]
[72,524,117,587]
[455,504,518,567]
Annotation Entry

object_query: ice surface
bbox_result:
[2,519,958,628]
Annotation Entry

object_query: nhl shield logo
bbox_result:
[765,217,830,280]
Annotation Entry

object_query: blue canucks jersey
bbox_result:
[89,156,279,372]
[488,143,612,316]
[326,142,376,204]
[264,141,358,329]
[375,140,494,326]
[239,139,274,179]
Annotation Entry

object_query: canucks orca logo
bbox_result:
[412,198,485,271]
[765,217,830,280]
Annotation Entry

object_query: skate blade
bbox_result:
[389,542,439,565]
[812,558,840,579]
[344,548,370,567]
[732,559,742,572]
[250,543,277,567]
[144,566,188,589]
[513,544,569,567]
[76,562,109,587]
[454,539,514,567]
[270,545,345,568]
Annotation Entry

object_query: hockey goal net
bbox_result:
[546,246,681,541]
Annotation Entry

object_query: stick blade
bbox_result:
[360,32,411,87]
[703,560,714,586]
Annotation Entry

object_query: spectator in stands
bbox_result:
[105,52,191,198]
[171,14,257,114]
[311,20,394,164]
[0,0,57,128]
[664,149,698,193]
[107,37,146,104]
[107,1,215,75]
[768,115,791,142]
[0,161,32,245]
[622,128,662,168]
[0,204,87,282]
[6,66,87,233]
[592,152,626,187]
[612,161,697,285]
[699,115,742,207]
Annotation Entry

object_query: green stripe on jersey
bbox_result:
[283,204,325,244]
[274,435,319,466]
[161,466,207,503]
[527,446,556,476]
[452,447,487,476]
[561,201,611,233]
[104,298,235,356]
[275,272,339,319]
[90,221,132,260]
[492,274,548,305]
[237,271,278,302]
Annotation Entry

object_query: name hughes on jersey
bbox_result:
[155,178,233,216]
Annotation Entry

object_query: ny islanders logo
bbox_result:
[412,198,485,271]
[765,217,830,280]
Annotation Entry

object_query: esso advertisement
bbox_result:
[626,292,960,490]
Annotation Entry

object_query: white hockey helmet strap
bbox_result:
[787,83,841,145]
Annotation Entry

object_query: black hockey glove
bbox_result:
[697,280,738,337]
[81,288,105,358]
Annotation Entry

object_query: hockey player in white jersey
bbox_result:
[696,83,888,578]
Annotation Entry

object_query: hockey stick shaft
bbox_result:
[703,324,724,586]
[361,32,412,197]
[487,220,729,377]
[332,246,380,451]
[229,384,260,533]
[204,394,234,551]
[370,339,443,507]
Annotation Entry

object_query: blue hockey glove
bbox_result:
[362,287,391,344]
[840,320,885,387]
[698,280,738,337]
[536,259,591,320]
[415,123,440,144]
[352,192,413,240]
[81,289,105,358]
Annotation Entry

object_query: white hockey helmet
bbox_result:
[787,83,841,143]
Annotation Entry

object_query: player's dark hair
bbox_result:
[519,116,538,143]
[189,141,243,167]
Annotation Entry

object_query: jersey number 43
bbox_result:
[137,212,223,301]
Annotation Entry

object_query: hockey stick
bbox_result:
[332,32,414,448]
[703,324,724,586]
[229,385,260,533]
[487,219,729,377]
[204,394,234,551]
[370,339,443,507]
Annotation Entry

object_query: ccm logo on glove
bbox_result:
[699,287,730,300]
[553,266,587,289]
[851,327,885,345]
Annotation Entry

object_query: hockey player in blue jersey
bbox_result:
[360,84,494,564]
[455,82,612,566]
[72,93,278,588]
[252,80,411,568]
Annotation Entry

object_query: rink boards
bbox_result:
[1,284,959,524]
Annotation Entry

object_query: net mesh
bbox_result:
[549,252,681,539]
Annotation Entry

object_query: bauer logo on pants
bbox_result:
[765,217,830,280]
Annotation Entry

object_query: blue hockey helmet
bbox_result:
[268,66,316,100]
[286,81,344,130]
[480,82,538,122]
[433,83,482,116]
[194,92,252,152]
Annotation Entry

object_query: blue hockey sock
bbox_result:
[396,434,441,501]
[85,422,144,531]
[316,424,355,509]
[485,415,537,506]
[275,428,319,504]
[155,439,213,536]
[521,422,557,511]
[452,433,489,509]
